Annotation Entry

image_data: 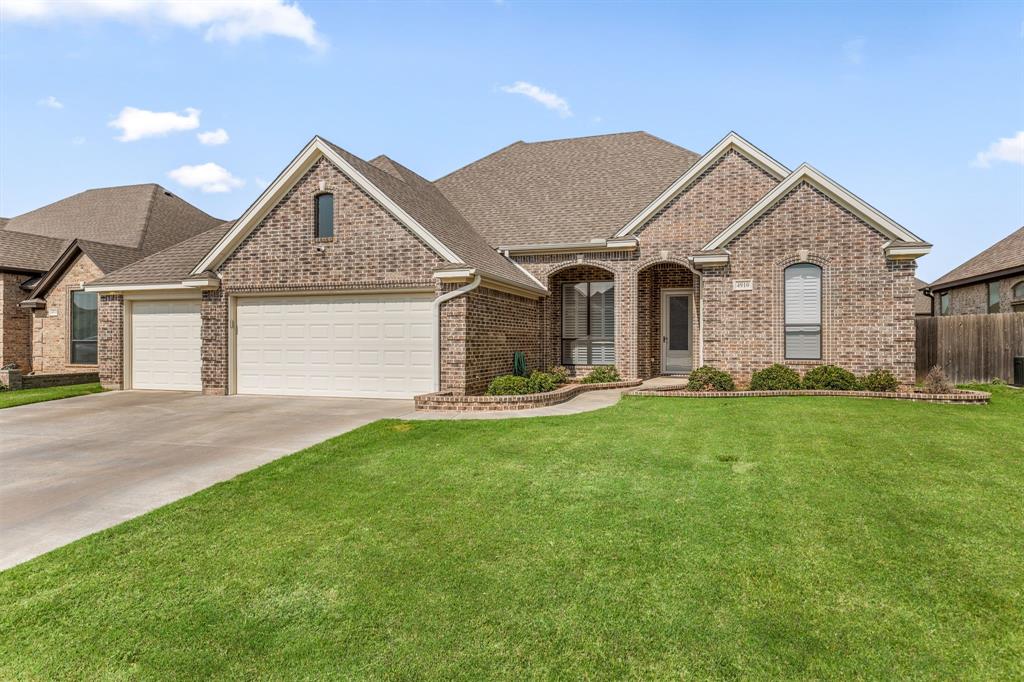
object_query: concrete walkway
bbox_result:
[0,391,411,570]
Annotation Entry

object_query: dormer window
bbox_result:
[315,193,334,238]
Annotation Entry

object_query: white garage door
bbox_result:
[131,301,202,391]
[235,293,435,399]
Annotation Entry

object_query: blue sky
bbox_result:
[1,1,1021,281]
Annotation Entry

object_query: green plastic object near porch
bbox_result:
[513,352,527,377]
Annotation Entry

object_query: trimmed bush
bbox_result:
[750,364,801,391]
[527,371,560,394]
[686,366,735,392]
[486,374,531,396]
[860,369,899,392]
[548,366,570,384]
[581,366,621,384]
[922,365,954,394]
[801,365,859,391]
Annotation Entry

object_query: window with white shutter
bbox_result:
[561,281,615,365]
[784,263,821,360]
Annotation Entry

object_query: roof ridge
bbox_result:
[433,141,525,183]
[519,130,650,146]
[134,183,161,250]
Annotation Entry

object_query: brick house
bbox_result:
[86,132,931,397]
[0,185,222,379]
[927,225,1024,316]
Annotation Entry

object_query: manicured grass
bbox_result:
[1,387,1022,678]
[0,382,102,409]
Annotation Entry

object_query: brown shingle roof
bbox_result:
[90,223,234,287]
[0,230,68,273]
[3,184,223,254]
[323,140,543,292]
[434,131,701,247]
[914,277,932,315]
[930,226,1024,289]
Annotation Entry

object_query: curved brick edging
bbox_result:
[414,380,642,412]
[627,387,991,405]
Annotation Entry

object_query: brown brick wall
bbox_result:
[940,275,1024,315]
[636,263,696,378]
[701,181,917,386]
[462,286,541,394]
[1,272,33,372]
[98,294,123,389]
[32,254,104,374]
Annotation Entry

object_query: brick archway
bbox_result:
[635,260,700,379]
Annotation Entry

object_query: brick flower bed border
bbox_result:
[414,380,642,412]
[627,387,991,405]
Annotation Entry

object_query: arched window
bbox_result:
[784,263,822,360]
[1013,281,1024,300]
[315,193,334,238]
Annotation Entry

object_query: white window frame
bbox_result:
[561,281,615,366]
[783,263,822,361]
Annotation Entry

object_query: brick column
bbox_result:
[97,294,124,389]
[201,289,228,395]
[617,270,636,380]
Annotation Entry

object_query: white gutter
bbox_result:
[432,274,481,391]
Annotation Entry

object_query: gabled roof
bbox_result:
[22,239,145,301]
[435,131,701,247]
[192,136,544,294]
[0,230,68,273]
[929,226,1024,290]
[3,184,223,253]
[89,223,234,288]
[701,163,927,253]
[613,132,790,238]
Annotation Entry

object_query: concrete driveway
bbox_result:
[0,391,413,570]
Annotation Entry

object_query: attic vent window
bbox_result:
[315,193,334,239]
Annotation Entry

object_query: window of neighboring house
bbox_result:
[69,290,98,364]
[1013,282,1024,312]
[315,193,334,238]
[988,281,1001,313]
[784,263,822,360]
[561,281,615,365]
[939,291,950,315]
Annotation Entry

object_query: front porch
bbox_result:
[538,260,700,381]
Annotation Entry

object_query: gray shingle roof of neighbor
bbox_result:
[914,277,933,315]
[434,131,702,247]
[1,184,224,278]
[321,139,544,292]
[929,225,1024,289]
[89,222,234,287]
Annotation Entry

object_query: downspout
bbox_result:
[432,275,481,392]
[698,278,705,367]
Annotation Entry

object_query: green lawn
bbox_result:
[1,387,1022,679]
[0,382,103,409]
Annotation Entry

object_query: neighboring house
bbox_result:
[0,185,222,375]
[928,226,1024,316]
[914,278,933,317]
[86,132,930,397]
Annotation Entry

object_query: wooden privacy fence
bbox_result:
[916,312,1024,383]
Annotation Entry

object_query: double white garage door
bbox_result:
[130,294,435,399]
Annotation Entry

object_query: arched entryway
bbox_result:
[636,261,699,378]
[544,263,618,377]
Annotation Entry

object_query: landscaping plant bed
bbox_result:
[628,386,991,404]
[415,380,642,411]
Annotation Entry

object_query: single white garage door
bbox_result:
[235,293,435,399]
[131,300,202,391]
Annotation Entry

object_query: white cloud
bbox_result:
[2,0,325,50]
[970,131,1024,168]
[38,95,63,109]
[500,81,572,118]
[168,162,244,193]
[197,128,229,145]
[109,106,200,142]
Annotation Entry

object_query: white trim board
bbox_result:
[614,132,790,238]
[191,137,463,276]
[702,163,926,252]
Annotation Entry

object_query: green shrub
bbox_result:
[860,369,899,392]
[801,365,859,390]
[486,374,532,396]
[581,366,621,384]
[548,366,570,384]
[527,371,560,393]
[686,366,735,392]
[750,364,801,391]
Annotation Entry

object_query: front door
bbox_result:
[662,291,693,374]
